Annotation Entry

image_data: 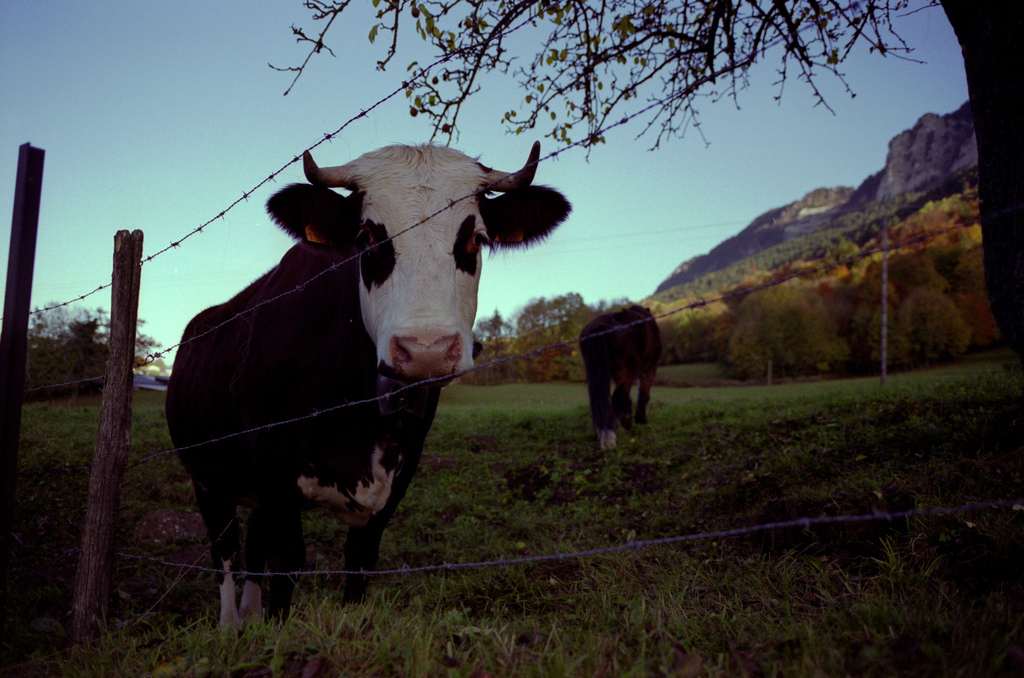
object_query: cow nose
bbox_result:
[389,332,462,379]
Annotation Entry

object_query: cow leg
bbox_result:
[249,504,305,619]
[635,369,656,425]
[342,437,423,603]
[596,382,620,449]
[193,482,242,628]
[342,519,384,604]
[238,509,268,625]
[612,383,634,431]
[593,389,618,449]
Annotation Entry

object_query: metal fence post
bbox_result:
[0,143,45,644]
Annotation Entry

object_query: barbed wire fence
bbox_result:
[18,5,778,383]
[15,215,989,476]
[15,212,1018,586]
[15,6,976,391]
[112,499,1023,581]
[6,5,1019,611]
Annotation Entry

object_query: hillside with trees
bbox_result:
[654,166,978,304]
[472,177,997,384]
[656,102,977,297]
[651,184,996,380]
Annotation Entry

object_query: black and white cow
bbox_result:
[166,142,570,626]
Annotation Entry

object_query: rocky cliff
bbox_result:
[874,101,977,200]
[655,102,977,296]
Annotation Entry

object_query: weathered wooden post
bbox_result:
[70,229,143,642]
[0,143,45,645]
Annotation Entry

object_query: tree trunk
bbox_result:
[940,2,1024,379]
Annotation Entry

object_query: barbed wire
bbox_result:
[26,283,117,318]
[18,195,980,398]
[17,216,979,474]
[22,374,104,395]
[129,219,977,469]
[17,12,541,321]
[16,464,91,476]
[10,8,997,472]
[112,498,1024,580]
[131,48,767,371]
[26,4,783,339]
[17,7,977,394]
[7,9,1020,645]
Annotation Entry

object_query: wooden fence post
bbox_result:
[0,144,45,645]
[70,229,143,642]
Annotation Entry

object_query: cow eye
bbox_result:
[355,227,374,250]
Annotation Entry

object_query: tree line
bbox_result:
[23,306,160,402]
[469,294,635,384]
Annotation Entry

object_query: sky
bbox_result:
[1,2,969,366]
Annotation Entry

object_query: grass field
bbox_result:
[3,348,1024,676]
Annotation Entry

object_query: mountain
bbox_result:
[653,102,978,297]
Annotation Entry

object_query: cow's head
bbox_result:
[266,142,570,385]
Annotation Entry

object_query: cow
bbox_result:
[165,142,570,627]
[579,305,662,449]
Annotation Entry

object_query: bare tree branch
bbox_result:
[274,1,915,147]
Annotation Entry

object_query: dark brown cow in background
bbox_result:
[579,305,662,449]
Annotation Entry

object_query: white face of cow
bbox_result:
[351,146,490,381]
[266,143,571,385]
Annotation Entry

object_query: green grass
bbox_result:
[4,350,1024,676]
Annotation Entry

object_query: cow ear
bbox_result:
[479,186,571,250]
[266,184,361,250]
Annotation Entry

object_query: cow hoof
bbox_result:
[598,430,617,449]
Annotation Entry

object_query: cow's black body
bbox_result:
[579,305,662,449]
[166,244,438,616]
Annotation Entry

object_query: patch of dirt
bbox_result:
[420,454,456,471]
[163,542,210,568]
[503,461,581,505]
[546,488,578,505]
[505,462,550,502]
[133,508,206,544]
[467,435,497,453]
[625,463,668,495]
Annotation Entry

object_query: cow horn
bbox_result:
[483,141,540,192]
[303,151,357,189]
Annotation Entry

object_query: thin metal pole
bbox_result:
[881,212,889,387]
[0,143,45,644]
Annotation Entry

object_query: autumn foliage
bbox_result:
[657,194,996,380]
[472,191,997,384]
